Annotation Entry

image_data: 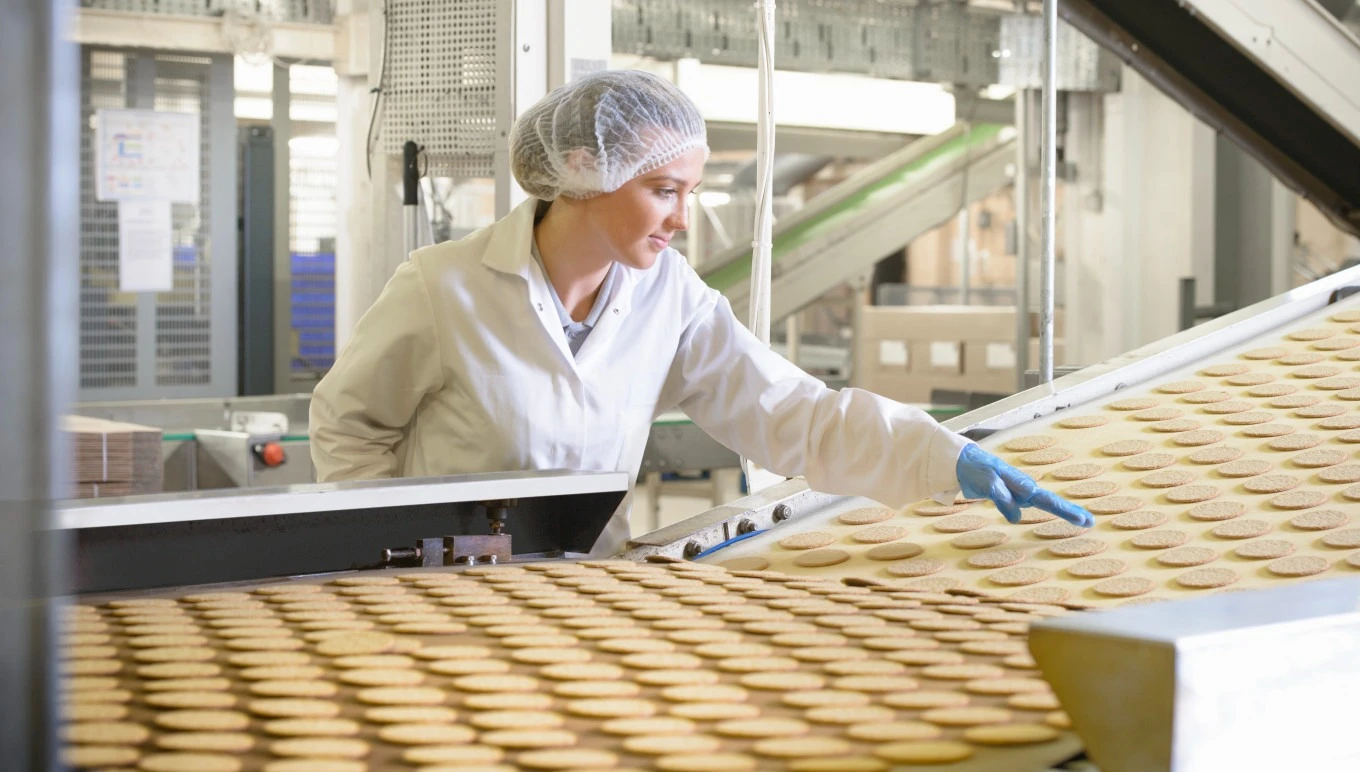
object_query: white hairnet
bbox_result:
[510,70,708,200]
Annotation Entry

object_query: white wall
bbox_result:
[1078,66,1216,362]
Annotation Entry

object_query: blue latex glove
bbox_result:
[956,443,1094,528]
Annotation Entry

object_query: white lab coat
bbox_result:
[310,197,971,556]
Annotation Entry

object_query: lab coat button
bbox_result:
[612,308,619,314]
[537,302,544,312]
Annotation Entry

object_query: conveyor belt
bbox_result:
[62,561,1083,771]
[701,123,1016,324]
[695,285,1360,607]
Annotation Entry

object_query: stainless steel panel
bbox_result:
[1030,578,1360,772]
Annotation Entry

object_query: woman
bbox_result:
[310,70,1091,556]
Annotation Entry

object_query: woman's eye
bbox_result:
[655,188,677,199]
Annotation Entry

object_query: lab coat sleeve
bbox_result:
[310,260,446,481]
[663,280,972,509]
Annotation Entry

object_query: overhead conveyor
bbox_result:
[1065,0,1360,236]
[700,122,1017,324]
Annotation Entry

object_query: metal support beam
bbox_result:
[272,63,293,395]
[0,0,76,765]
[1014,88,1033,391]
[1038,0,1058,383]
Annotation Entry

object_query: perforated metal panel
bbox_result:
[154,56,215,387]
[78,48,236,400]
[79,0,333,24]
[80,50,136,390]
[380,0,499,179]
[614,0,1000,86]
[998,14,1122,92]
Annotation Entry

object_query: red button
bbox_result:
[258,442,286,467]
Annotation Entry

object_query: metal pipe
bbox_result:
[1038,0,1058,383]
[1014,89,1032,392]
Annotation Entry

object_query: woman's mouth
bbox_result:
[648,235,669,250]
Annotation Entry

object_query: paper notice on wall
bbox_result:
[118,201,173,292]
[96,109,200,203]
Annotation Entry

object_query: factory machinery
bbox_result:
[61,263,1360,772]
[55,2,1360,771]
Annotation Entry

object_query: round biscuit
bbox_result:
[1091,576,1156,597]
[1188,501,1247,521]
[836,507,893,525]
[1121,453,1177,471]
[1018,448,1072,466]
[1210,519,1272,539]
[1156,546,1218,567]
[1047,463,1104,481]
[864,542,924,561]
[1290,510,1350,530]
[1176,568,1240,589]
[1234,539,1296,560]
[1003,435,1056,453]
[1267,555,1330,577]
[1187,446,1244,465]
[950,531,1008,550]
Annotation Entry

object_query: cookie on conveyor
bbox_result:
[1129,530,1190,550]
[1091,576,1155,598]
[1108,397,1159,411]
[1233,539,1295,560]
[1290,510,1350,531]
[1003,435,1057,453]
[1122,453,1177,471]
[1057,415,1108,429]
[1100,440,1153,457]
[1019,448,1073,466]
[1176,567,1240,589]
[777,532,835,551]
[1266,556,1330,577]
[837,507,894,525]
[1047,463,1104,481]
[792,550,850,568]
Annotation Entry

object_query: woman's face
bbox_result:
[582,146,706,270]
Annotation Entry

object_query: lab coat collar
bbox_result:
[480,197,541,279]
[480,197,635,320]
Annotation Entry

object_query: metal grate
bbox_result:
[153,57,214,387]
[380,0,499,179]
[80,50,136,390]
[998,14,1121,92]
[616,0,1021,88]
[79,48,233,399]
[79,0,333,24]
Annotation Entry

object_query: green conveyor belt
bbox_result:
[702,123,1006,293]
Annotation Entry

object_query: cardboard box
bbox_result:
[63,416,163,498]
[855,305,1065,403]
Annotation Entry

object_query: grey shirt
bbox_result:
[530,239,619,357]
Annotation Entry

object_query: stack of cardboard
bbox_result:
[63,416,163,498]
[854,306,1065,403]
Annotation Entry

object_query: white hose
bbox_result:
[749,0,776,346]
[745,0,782,495]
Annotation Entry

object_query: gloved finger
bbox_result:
[989,477,1023,524]
[1027,487,1095,528]
[993,461,1041,508]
